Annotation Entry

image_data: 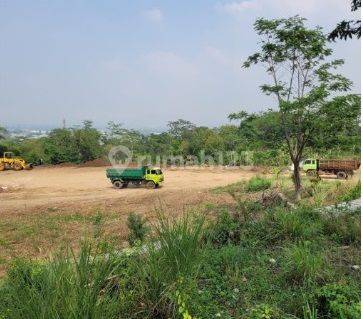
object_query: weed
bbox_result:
[126,212,149,246]
[281,241,326,284]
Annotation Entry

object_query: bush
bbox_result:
[317,283,360,319]
[245,176,272,192]
[126,213,149,246]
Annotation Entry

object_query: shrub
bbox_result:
[317,283,360,319]
[126,213,149,246]
[245,176,272,192]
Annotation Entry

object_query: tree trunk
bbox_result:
[292,159,302,201]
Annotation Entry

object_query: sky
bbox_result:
[0,0,360,130]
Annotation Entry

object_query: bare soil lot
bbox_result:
[0,166,259,273]
[0,166,256,214]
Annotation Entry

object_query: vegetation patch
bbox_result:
[245,176,272,192]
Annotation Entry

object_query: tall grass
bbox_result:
[120,213,205,318]
[0,242,124,319]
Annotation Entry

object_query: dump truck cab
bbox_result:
[145,167,164,185]
[302,159,318,173]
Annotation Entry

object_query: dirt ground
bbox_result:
[0,166,257,214]
[0,166,261,274]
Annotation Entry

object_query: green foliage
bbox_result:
[126,213,149,246]
[43,121,103,164]
[245,176,272,192]
[317,284,360,319]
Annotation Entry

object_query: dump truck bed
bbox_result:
[106,167,146,180]
[318,159,360,171]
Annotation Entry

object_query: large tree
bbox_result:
[243,16,352,199]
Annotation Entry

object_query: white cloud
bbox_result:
[217,1,259,15]
[143,8,163,23]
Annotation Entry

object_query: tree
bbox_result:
[167,119,196,140]
[312,94,361,152]
[329,0,361,41]
[243,16,352,199]
[73,121,103,162]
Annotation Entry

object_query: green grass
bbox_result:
[0,185,360,319]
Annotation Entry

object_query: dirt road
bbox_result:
[0,166,257,214]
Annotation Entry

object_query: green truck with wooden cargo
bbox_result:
[106,166,164,189]
[302,159,360,179]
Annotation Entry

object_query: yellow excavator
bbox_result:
[0,152,33,171]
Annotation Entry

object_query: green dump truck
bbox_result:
[106,166,164,189]
[302,159,360,179]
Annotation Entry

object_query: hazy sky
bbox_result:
[1,0,360,129]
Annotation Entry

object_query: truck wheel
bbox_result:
[306,170,317,177]
[337,171,347,180]
[113,180,123,189]
[146,181,156,189]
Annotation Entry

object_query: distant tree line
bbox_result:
[0,97,360,167]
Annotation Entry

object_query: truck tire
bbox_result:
[337,171,347,180]
[113,180,123,189]
[306,170,317,177]
[146,181,156,189]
